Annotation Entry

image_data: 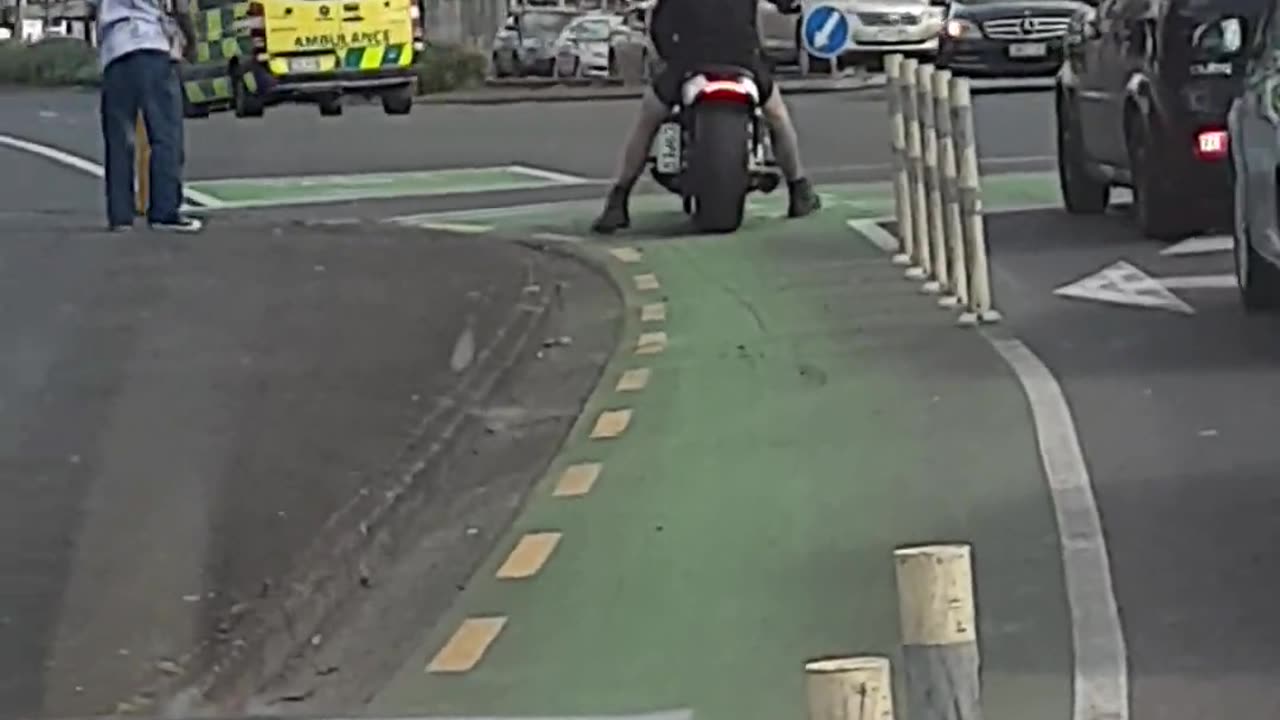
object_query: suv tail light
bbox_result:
[411,2,424,49]
[1194,128,1228,161]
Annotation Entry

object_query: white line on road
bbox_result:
[848,218,1130,720]
[507,164,597,185]
[0,133,226,208]
[989,337,1129,720]
[1160,234,1232,257]
[1159,273,1236,290]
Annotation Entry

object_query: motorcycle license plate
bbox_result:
[654,122,681,174]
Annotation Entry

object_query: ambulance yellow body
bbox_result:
[180,0,424,117]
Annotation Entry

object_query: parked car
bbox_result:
[492,8,580,77]
[554,13,626,77]
[1056,0,1264,240]
[758,0,803,66]
[937,0,1083,76]
[1228,3,1280,308]
[608,1,662,78]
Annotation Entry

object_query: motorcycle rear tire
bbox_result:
[689,104,750,233]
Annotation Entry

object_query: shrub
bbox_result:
[413,42,485,95]
[0,37,100,87]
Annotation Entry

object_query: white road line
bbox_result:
[531,231,586,243]
[848,218,898,252]
[506,164,598,185]
[1160,234,1232,257]
[351,713,691,720]
[847,218,1130,720]
[988,337,1129,720]
[814,155,1054,175]
[0,133,226,209]
[1159,273,1236,290]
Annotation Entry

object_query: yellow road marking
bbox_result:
[426,616,507,673]
[414,222,493,234]
[616,368,651,392]
[610,247,643,263]
[590,409,632,439]
[554,462,602,497]
[495,531,562,579]
[636,331,668,355]
[640,302,666,322]
[633,273,660,291]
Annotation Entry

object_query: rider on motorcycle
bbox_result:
[590,0,822,234]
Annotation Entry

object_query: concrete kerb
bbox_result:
[416,74,887,105]
[882,53,1002,327]
[116,224,562,717]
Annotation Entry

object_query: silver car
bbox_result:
[553,14,625,78]
[491,9,579,77]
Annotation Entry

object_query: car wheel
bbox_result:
[1056,90,1107,214]
[1128,124,1185,241]
[232,66,264,118]
[380,84,413,115]
[318,94,343,116]
[1233,169,1280,311]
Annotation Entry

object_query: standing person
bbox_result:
[89,0,202,232]
[590,0,821,234]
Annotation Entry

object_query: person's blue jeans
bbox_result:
[100,49,186,227]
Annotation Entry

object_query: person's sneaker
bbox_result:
[590,186,631,234]
[150,216,204,233]
[107,223,134,233]
[786,178,822,218]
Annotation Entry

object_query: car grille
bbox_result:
[981,15,1071,40]
[857,10,922,25]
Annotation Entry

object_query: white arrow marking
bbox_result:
[1160,234,1232,256]
[1158,273,1236,289]
[814,11,841,50]
[1053,260,1194,314]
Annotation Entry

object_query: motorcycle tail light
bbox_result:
[1194,128,1228,161]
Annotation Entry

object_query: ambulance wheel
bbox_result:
[381,85,413,115]
[318,95,343,116]
[232,70,264,118]
[183,95,210,119]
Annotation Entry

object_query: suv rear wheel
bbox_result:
[1056,90,1107,214]
[1127,122,1185,241]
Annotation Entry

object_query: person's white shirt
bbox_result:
[89,0,181,69]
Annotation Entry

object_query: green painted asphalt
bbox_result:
[393,170,1061,235]
[372,192,1072,719]
[188,167,579,208]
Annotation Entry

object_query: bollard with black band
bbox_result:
[899,58,929,280]
[884,53,914,266]
[949,77,1002,325]
[932,68,967,309]
[916,62,943,295]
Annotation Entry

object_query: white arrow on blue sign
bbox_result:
[802,4,851,60]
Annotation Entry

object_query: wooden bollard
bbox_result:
[805,656,895,720]
[894,544,982,720]
[134,112,149,217]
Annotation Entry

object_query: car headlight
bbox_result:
[943,18,980,38]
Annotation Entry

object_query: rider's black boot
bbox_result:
[591,185,632,234]
[787,178,822,218]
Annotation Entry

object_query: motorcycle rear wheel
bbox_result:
[689,104,750,233]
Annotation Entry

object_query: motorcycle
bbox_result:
[647,64,782,233]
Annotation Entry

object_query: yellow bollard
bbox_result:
[134,113,150,217]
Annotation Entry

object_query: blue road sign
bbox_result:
[802,4,851,59]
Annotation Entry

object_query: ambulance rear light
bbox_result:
[246,1,266,50]
[1194,127,1228,162]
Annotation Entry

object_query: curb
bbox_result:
[416,75,887,105]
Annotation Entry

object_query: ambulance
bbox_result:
[180,0,425,117]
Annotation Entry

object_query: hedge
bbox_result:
[0,38,486,94]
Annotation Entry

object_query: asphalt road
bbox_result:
[0,88,1054,188]
[0,142,620,716]
[983,205,1280,720]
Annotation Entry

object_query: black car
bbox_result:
[1055,0,1265,239]
[938,0,1087,76]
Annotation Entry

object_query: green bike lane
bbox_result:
[371,175,1072,720]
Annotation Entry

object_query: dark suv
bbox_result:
[1055,0,1265,239]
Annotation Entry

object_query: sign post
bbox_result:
[134,112,150,218]
[801,3,850,77]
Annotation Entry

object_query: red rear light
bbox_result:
[245,1,266,49]
[700,86,751,103]
[1194,128,1228,161]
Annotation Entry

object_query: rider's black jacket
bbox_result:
[649,0,798,70]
